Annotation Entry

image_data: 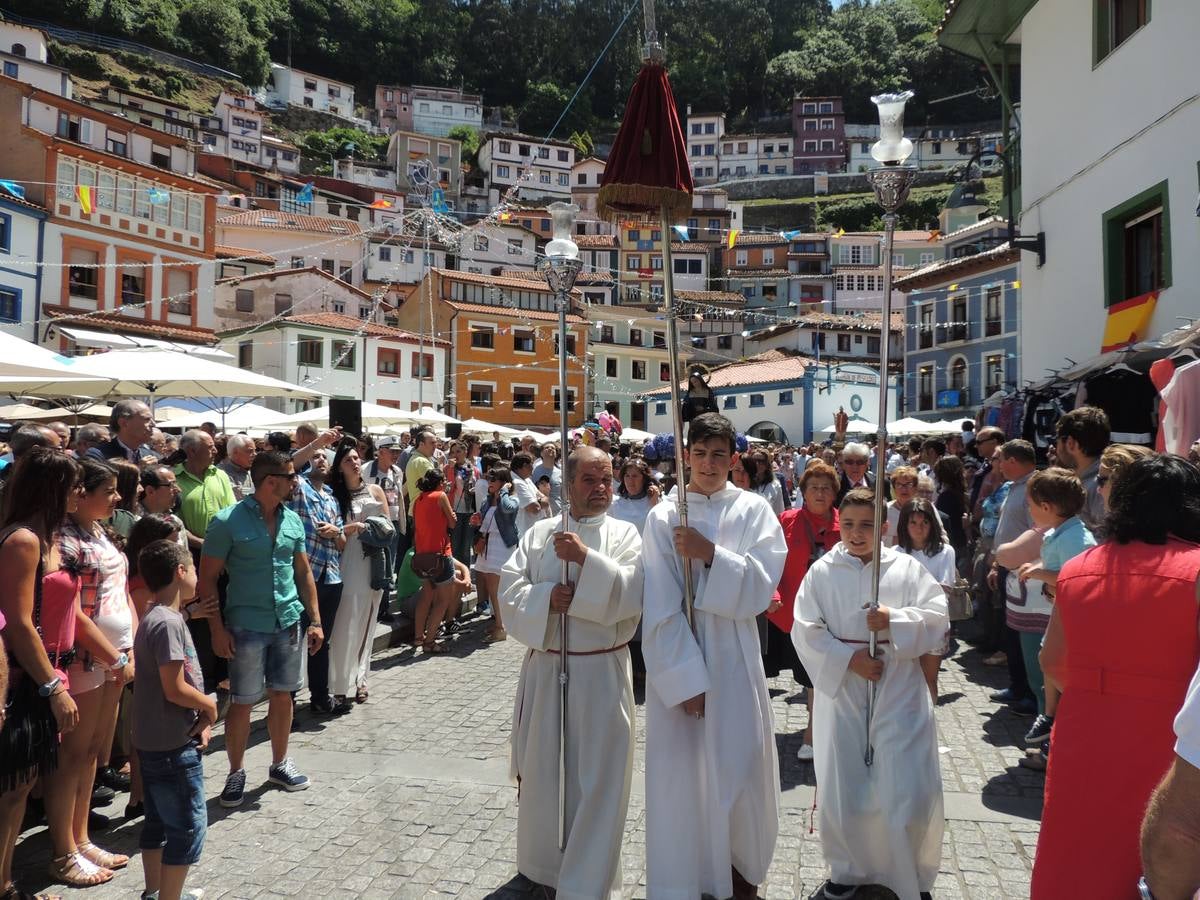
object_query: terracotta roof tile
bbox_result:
[276,312,449,346]
[432,268,581,295]
[676,290,745,305]
[216,266,374,301]
[641,354,812,396]
[215,245,276,265]
[575,233,618,248]
[731,232,789,247]
[217,208,364,235]
[724,268,793,278]
[670,242,711,253]
[893,242,1018,290]
[445,300,585,324]
[498,269,614,286]
[44,306,216,344]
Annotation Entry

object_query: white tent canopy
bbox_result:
[162,403,292,432]
[617,427,656,443]
[459,418,520,436]
[0,402,111,422]
[21,349,322,403]
[818,416,878,435]
[411,406,460,426]
[887,416,942,435]
[0,333,114,394]
[273,402,421,431]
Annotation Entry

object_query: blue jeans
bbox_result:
[227,623,304,704]
[138,743,207,866]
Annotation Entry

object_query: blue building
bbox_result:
[895,218,1019,421]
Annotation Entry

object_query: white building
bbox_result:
[456,222,542,275]
[262,63,356,120]
[477,133,576,204]
[940,0,1200,379]
[219,311,448,414]
[0,22,72,98]
[642,350,900,443]
[844,123,1000,174]
[717,133,793,179]
[0,191,47,341]
[216,209,369,287]
[685,111,725,184]
[588,312,671,431]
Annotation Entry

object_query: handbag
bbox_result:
[943,578,974,622]
[410,551,445,579]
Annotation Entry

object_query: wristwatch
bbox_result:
[38,675,62,698]
[109,651,129,671]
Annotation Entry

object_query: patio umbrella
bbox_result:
[273,401,421,431]
[0,402,112,423]
[40,350,322,407]
[887,416,939,435]
[0,332,112,395]
[617,426,656,443]
[163,402,292,432]
[410,406,460,426]
[459,417,520,436]
[819,416,878,435]
[597,0,696,633]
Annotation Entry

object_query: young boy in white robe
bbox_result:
[642,413,787,900]
[792,487,949,900]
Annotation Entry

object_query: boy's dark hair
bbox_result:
[1027,467,1086,518]
[1056,405,1111,457]
[921,438,946,456]
[1000,439,1036,465]
[139,539,192,592]
[511,452,534,473]
[838,486,876,514]
[686,413,736,453]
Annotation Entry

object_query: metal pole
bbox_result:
[661,206,695,631]
[419,213,430,410]
[555,282,571,851]
[864,210,898,768]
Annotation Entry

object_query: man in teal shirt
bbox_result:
[200,450,323,808]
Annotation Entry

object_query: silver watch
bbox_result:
[109,651,129,671]
[38,675,62,698]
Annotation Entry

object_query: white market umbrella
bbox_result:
[617,427,656,443]
[0,402,112,422]
[512,429,555,441]
[27,350,323,411]
[0,333,114,395]
[411,406,460,426]
[819,416,877,435]
[459,417,520,436]
[273,401,420,430]
[743,434,768,443]
[887,416,939,435]
[163,403,291,432]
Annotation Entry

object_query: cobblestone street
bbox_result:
[16,614,1043,899]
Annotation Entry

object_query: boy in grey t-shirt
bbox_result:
[132,540,218,900]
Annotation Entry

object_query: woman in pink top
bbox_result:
[44,459,134,887]
[0,448,85,898]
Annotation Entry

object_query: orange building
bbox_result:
[395,269,588,428]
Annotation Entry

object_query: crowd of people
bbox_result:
[0,396,1198,900]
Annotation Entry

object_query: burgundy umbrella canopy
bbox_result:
[597,58,693,223]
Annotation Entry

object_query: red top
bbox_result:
[412,490,452,556]
[768,507,840,633]
[1032,538,1200,898]
[42,566,81,686]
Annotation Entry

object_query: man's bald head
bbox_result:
[566,446,614,517]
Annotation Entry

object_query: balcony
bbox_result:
[985,317,1002,337]
[919,393,934,411]
[944,323,970,343]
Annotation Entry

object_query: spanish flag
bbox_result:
[835,227,846,237]
[727,229,739,250]
[76,185,92,214]
[1100,291,1158,352]
[368,199,392,209]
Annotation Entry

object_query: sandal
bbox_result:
[483,628,507,644]
[48,852,112,887]
[78,841,129,870]
[2,887,64,900]
[354,686,369,703]
[422,641,451,654]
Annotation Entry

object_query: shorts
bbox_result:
[227,623,304,704]
[138,742,207,866]
[423,554,455,586]
[67,661,106,696]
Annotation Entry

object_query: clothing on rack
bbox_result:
[1158,358,1200,455]
[1078,368,1158,445]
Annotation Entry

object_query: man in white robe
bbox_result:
[500,446,644,899]
[642,413,787,900]
[792,489,948,900]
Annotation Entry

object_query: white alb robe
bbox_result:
[500,512,644,900]
[792,543,948,900]
[641,487,787,900]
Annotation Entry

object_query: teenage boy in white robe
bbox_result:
[642,413,787,900]
[500,446,644,899]
[792,487,948,900]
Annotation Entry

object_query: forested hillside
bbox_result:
[12,0,996,131]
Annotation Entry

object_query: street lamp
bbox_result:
[862,89,918,768]
[536,199,582,851]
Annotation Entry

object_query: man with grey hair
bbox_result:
[176,429,235,551]
[45,420,70,449]
[219,433,257,501]
[836,440,887,505]
[98,398,158,462]
[76,423,111,460]
[500,445,644,897]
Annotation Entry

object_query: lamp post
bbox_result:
[537,200,583,851]
[863,90,918,768]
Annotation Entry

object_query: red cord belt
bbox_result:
[538,641,630,657]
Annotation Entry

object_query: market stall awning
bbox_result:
[936,0,1036,65]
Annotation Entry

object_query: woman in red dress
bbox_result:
[763,460,841,761]
[1034,455,1200,898]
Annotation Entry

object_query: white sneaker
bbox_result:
[797,743,814,761]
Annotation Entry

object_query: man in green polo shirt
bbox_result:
[199,450,323,808]
[176,429,236,551]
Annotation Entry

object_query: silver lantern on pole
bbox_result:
[538,201,583,848]
[863,90,917,767]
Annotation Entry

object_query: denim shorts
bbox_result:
[138,743,207,866]
[424,554,456,586]
[227,622,304,704]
